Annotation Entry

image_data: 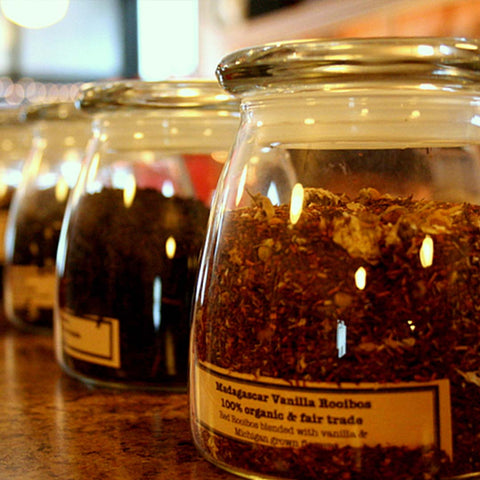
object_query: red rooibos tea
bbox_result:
[189,38,480,479]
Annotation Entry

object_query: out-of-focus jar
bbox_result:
[0,108,32,281]
[54,80,239,390]
[189,38,480,479]
[4,102,90,333]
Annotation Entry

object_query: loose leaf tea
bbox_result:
[58,187,209,389]
[192,187,480,479]
[7,186,67,328]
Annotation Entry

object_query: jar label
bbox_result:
[193,362,453,457]
[8,265,56,309]
[60,309,121,368]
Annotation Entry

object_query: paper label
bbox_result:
[193,362,452,457]
[8,264,56,309]
[60,309,121,368]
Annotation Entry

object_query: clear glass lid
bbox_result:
[23,101,85,122]
[77,79,239,112]
[216,37,480,95]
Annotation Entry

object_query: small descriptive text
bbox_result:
[216,381,370,448]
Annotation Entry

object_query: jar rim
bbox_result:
[77,79,239,113]
[0,106,25,126]
[216,37,480,95]
[23,101,86,122]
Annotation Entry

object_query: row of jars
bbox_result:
[2,37,480,480]
[1,81,240,393]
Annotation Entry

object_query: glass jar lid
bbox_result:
[23,101,86,122]
[216,37,480,95]
[0,107,24,126]
[77,79,239,113]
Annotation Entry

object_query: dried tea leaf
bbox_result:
[457,369,480,387]
[304,187,342,206]
[332,213,382,263]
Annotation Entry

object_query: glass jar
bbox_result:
[189,38,480,479]
[4,102,90,333]
[0,108,31,285]
[54,80,239,390]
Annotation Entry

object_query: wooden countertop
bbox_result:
[0,321,237,480]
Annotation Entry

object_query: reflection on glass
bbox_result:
[161,179,175,198]
[337,320,347,358]
[419,235,434,268]
[267,182,280,205]
[0,180,8,200]
[165,236,176,259]
[86,153,100,192]
[289,182,304,225]
[211,150,228,164]
[354,266,367,290]
[235,164,248,207]
[153,276,161,331]
[123,173,136,208]
[55,177,69,203]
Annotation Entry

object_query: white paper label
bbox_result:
[60,309,121,368]
[193,362,453,457]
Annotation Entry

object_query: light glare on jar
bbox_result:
[354,266,367,290]
[123,173,137,208]
[289,183,304,225]
[165,236,176,259]
[161,179,175,198]
[417,45,435,56]
[235,164,248,207]
[55,176,69,203]
[419,235,434,268]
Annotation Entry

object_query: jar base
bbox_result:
[59,361,187,392]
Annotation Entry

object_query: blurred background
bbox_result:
[0,0,479,107]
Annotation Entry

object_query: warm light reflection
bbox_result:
[165,236,176,259]
[177,87,198,98]
[456,42,478,51]
[87,153,100,187]
[1,139,13,151]
[64,135,75,147]
[355,266,367,290]
[407,320,416,332]
[289,183,304,225]
[211,150,228,163]
[0,181,8,200]
[133,132,144,140]
[123,173,136,208]
[55,176,69,203]
[420,235,434,268]
[236,164,248,206]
